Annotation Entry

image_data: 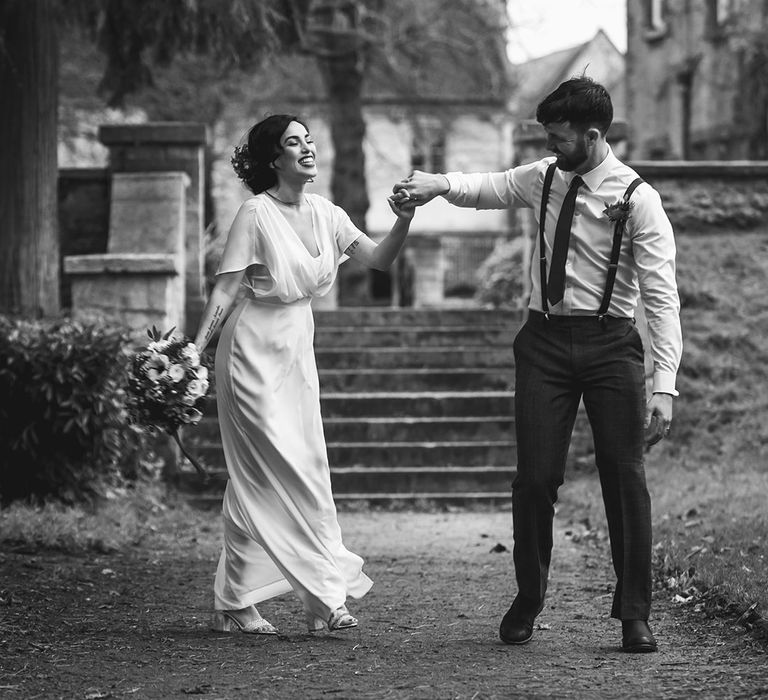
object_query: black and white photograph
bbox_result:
[1,0,767,697]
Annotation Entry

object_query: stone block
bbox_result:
[64,253,179,275]
[108,172,189,257]
[66,257,184,342]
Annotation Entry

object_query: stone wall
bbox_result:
[631,161,768,234]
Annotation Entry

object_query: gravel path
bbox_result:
[1,509,766,699]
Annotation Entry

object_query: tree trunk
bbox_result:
[317,51,373,305]
[318,55,369,230]
[0,0,60,316]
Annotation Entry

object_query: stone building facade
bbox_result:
[626,0,768,160]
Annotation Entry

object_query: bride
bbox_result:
[193,114,415,634]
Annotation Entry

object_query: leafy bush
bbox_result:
[0,315,149,504]
[474,236,527,308]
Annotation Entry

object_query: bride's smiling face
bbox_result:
[272,121,317,184]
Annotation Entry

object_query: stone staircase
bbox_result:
[182,307,523,504]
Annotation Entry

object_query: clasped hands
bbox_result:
[389,170,451,210]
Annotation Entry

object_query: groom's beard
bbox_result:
[554,141,588,172]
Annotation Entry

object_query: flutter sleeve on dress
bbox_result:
[216,201,264,276]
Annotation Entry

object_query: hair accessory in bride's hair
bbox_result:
[231,143,253,182]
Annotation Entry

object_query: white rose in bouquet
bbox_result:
[167,363,186,383]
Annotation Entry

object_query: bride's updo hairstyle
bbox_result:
[231,114,308,194]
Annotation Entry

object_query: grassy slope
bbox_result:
[561,230,768,637]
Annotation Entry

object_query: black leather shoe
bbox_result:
[622,619,657,653]
[499,606,535,645]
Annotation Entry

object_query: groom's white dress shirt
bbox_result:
[442,148,682,396]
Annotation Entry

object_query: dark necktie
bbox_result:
[547,175,583,306]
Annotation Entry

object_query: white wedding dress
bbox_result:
[212,193,372,628]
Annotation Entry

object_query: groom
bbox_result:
[393,76,681,653]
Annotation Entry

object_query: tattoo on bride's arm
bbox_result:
[345,239,360,255]
[204,305,224,342]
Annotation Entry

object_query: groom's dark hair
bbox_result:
[536,76,613,135]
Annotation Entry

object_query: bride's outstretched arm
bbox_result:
[193,271,243,352]
[343,198,416,271]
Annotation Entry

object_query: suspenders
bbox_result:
[537,163,644,319]
[597,176,644,318]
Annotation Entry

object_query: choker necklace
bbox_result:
[265,190,303,206]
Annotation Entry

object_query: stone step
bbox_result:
[315,345,514,369]
[313,325,516,348]
[177,466,515,499]
[319,391,514,418]
[194,392,514,422]
[329,466,515,494]
[193,440,514,469]
[315,347,513,370]
[186,490,512,508]
[193,415,515,443]
[313,307,522,327]
[318,368,515,392]
[323,416,515,442]
[326,441,514,467]
[195,416,515,445]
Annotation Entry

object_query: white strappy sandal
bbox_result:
[211,610,278,635]
[328,605,358,631]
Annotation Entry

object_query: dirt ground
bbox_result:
[1,506,767,700]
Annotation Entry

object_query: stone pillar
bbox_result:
[99,123,208,335]
[408,235,445,307]
[63,172,189,341]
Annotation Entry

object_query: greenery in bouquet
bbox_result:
[126,326,212,478]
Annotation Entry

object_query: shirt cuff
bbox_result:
[652,370,679,397]
[441,173,462,202]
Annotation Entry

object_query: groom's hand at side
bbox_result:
[392,170,451,206]
[644,392,674,448]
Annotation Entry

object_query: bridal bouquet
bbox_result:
[126,326,211,478]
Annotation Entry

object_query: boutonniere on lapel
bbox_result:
[603,199,634,224]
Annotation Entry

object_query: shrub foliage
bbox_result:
[0,315,144,504]
[474,236,527,308]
